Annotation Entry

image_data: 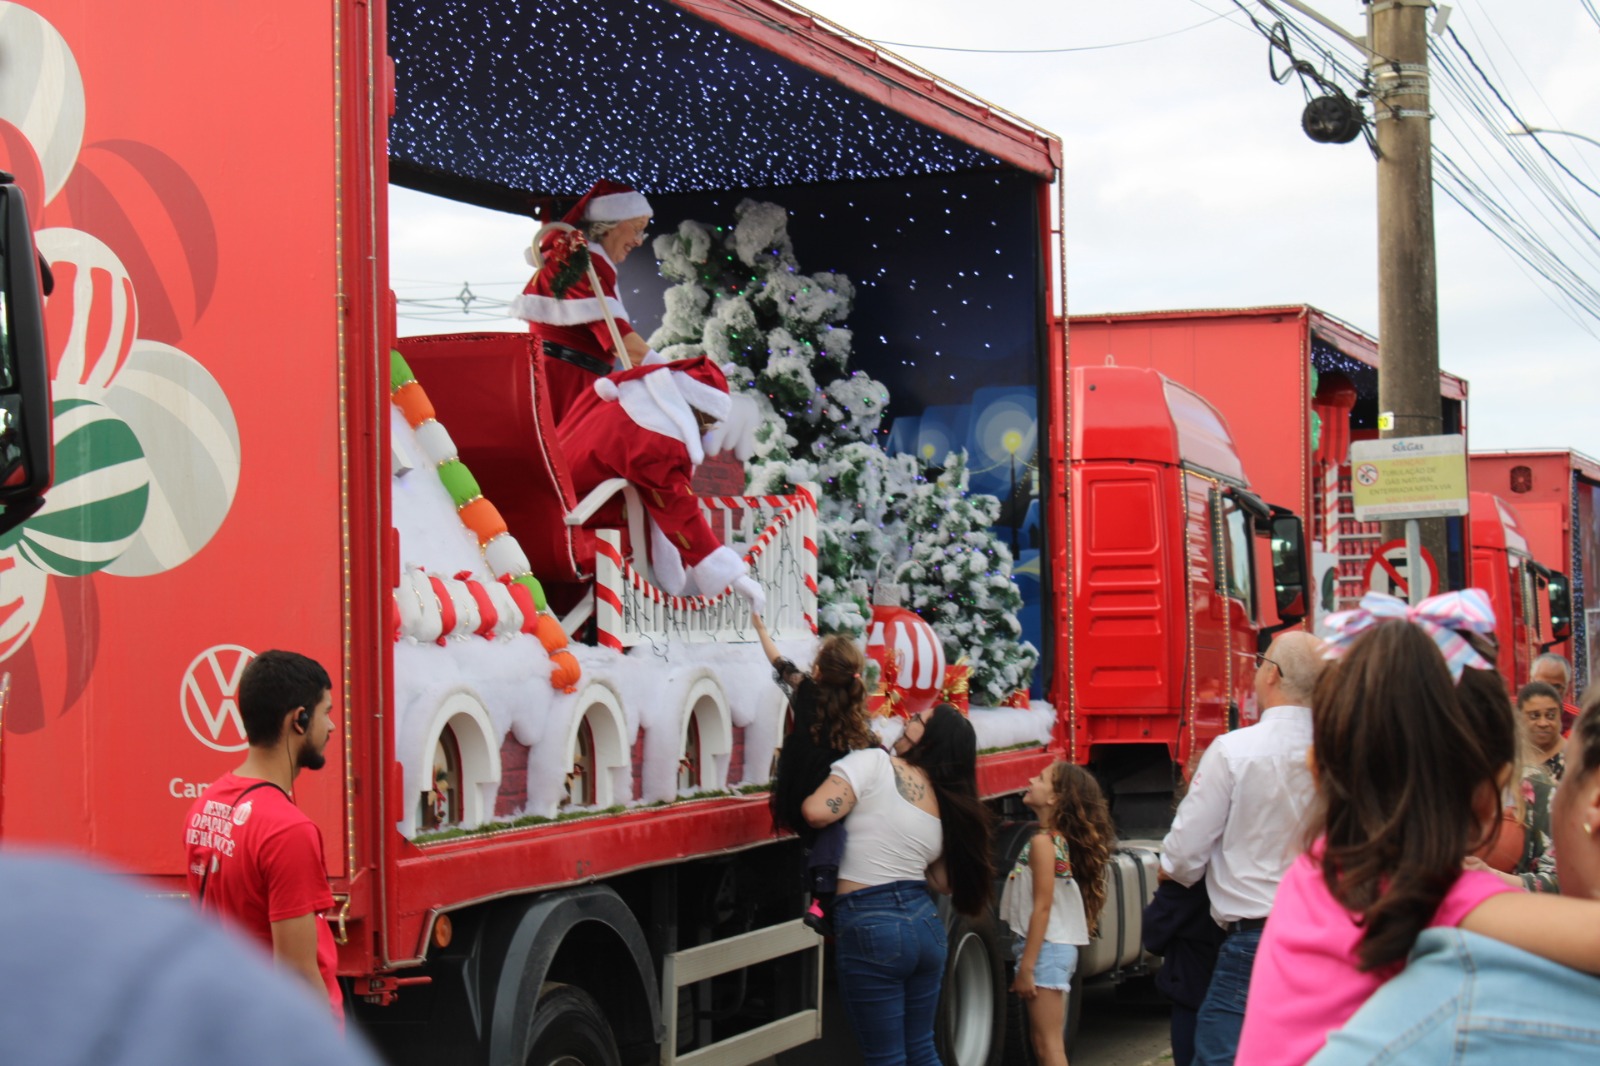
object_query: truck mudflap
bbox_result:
[1079,845,1159,978]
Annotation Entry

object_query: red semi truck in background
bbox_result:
[1466,491,1573,693]
[0,3,1307,1064]
[1472,450,1600,694]
[1067,306,1470,630]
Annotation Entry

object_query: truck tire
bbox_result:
[1001,952,1082,1065]
[524,982,622,1066]
[936,910,1006,1066]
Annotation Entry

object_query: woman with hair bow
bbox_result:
[1236,589,1600,1066]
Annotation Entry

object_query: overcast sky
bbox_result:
[391,0,1600,457]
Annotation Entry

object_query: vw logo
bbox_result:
[180,645,256,752]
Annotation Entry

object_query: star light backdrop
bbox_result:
[389,0,997,199]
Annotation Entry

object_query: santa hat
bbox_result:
[593,357,730,465]
[563,179,653,226]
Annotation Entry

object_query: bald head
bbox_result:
[1531,653,1571,699]
[1261,630,1326,708]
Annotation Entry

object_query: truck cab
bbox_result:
[1069,365,1307,825]
[1469,490,1571,692]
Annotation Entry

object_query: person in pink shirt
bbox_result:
[1238,590,1600,1065]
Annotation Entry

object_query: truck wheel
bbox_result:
[937,911,1006,1066]
[524,982,621,1066]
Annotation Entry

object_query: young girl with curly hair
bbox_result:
[1003,762,1116,1066]
[752,613,877,928]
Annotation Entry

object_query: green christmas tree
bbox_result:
[896,452,1039,705]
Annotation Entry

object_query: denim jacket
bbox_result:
[1310,928,1600,1064]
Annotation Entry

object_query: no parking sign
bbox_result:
[1363,539,1439,600]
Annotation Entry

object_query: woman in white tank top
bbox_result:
[801,704,994,1066]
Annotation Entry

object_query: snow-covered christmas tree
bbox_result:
[896,452,1039,705]
[650,201,1038,697]
[650,200,906,636]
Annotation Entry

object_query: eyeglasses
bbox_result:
[1255,653,1281,672]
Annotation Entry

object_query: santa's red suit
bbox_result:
[510,179,663,423]
[558,357,764,613]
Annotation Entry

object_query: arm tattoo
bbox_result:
[826,795,843,815]
[893,764,927,803]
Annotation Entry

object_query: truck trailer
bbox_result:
[1471,450,1600,692]
[0,2,1305,1064]
[1067,306,1469,626]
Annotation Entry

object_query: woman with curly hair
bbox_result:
[753,613,877,930]
[1003,762,1115,1066]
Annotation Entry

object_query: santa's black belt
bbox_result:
[541,340,612,376]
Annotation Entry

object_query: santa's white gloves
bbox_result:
[703,392,762,461]
[732,574,767,616]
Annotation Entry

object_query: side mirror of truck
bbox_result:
[0,175,52,537]
[1269,512,1308,623]
[1545,569,1573,645]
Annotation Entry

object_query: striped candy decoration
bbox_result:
[0,544,47,663]
[0,2,86,201]
[4,398,150,576]
[37,228,137,392]
[389,351,576,689]
[99,339,241,577]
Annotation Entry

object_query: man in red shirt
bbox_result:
[184,650,342,1020]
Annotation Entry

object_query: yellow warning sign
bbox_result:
[1350,435,1469,522]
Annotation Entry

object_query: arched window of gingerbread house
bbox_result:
[566,718,596,808]
[403,689,503,839]
[677,679,732,795]
[558,684,630,810]
[421,725,463,831]
[678,714,702,792]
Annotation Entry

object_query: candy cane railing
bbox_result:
[577,481,819,649]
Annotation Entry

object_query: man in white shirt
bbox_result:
[1160,630,1325,1066]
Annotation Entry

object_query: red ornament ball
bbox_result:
[865,605,946,718]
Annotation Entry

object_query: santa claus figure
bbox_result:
[559,356,765,614]
[509,179,666,425]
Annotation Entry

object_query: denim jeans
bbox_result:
[832,881,947,1066]
[1191,927,1261,1066]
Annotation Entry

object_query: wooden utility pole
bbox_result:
[1369,0,1450,582]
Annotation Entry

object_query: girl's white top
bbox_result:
[999,832,1091,946]
[830,748,943,886]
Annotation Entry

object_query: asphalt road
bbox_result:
[773,978,1174,1066]
[1073,984,1173,1066]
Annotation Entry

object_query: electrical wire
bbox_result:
[1223,0,1600,328]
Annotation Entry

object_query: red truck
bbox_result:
[1471,450,1600,692]
[1466,490,1573,693]
[0,3,1303,1064]
[1067,306,1470,625]
[1068,363,1307,831]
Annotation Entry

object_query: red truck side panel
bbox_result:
[2,2,353,881]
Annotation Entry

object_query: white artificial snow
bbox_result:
[390,406,493,576]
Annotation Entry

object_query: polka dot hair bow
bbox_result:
[1322,588,1496,681]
